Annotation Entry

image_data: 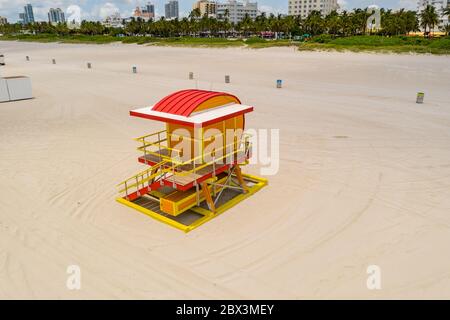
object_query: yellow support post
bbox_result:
[201,181,216,214]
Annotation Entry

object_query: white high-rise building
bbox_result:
[288,0,339,17]
[103,12,124,28]
[19,3,35,24]
[217,0,258,24]
[48,8,65,25]
[417,0,449,27]
[165,0,179,19]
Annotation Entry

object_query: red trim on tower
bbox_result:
[129,110,194,127]
[129,107,252,128]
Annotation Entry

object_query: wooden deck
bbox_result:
[165,172,203,186]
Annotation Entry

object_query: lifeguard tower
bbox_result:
[117,89,267,232]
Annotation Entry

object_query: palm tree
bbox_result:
[442,7,450,35]
[441,23,450,36]
[325,10,341,36]
[340,11,352,36]
[189,8,201,20]
[282,15,296,39]
[304,11,325,36]
[237,14,253,37]
[443,7,450,17]
[420,4,439,35]
[352,8,371,35]
[254,12,267,33]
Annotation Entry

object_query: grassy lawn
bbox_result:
[0,34,120,44]
[0,34,242,47]
[1,34,449,54]
[149,37,244,47]
[244,37,298,48]
[299,35,450,55]
[0,34,298,48]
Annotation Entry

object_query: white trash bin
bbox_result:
[4,76,33,101]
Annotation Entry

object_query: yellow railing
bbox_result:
[117,130,252,197]
[117,160,169,194]
[169,135,251,177]
[134,130,166,142]
[135,130,183,163]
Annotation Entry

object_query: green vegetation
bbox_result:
[244,37,295,48]
[1,5,450,54]
[420,5,440,33]
[299,35,450,54]
[148,37,243,47]
[0,33,297,48]
[0,33,120,44]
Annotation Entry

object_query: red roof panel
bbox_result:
[152,89,241,117]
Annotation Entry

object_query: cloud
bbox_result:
[337,0,348,10]
[397,0,417,10]
[259,5,285,15]
[98,2,120,19]
[0,0,86,21]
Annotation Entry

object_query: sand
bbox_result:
[0,41,450,299]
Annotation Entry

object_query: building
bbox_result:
[103,12,124,28]
[417,0,450,27]
[193,0,217,17]
[165,0,179,19]
[48,8,65,25]
[216,0,258,24]
[288,0,339,18]
[133,2,155,21]
[19,13,26,23]
[19,3,35,24]
[24,3,35,23]
[0,16,7,25]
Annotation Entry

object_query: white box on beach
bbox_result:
[0,78,9,102]
[4,76,33,101]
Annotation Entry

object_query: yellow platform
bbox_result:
[160,175,226,216]
[116,173,267,233]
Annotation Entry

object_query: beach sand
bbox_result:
[1,41,450,299]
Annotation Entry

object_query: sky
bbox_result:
[0,0,418,22]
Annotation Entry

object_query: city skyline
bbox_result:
[0,0,420,23]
